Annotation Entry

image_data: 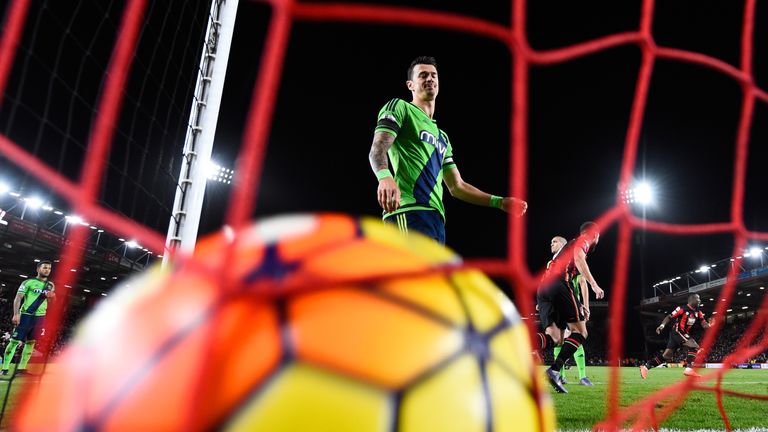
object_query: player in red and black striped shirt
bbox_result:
[640,293,713,379]
[537,222,604,393]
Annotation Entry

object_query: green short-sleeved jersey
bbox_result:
[18,278,53,316]
[375,98,457,220]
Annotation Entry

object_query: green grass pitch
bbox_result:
[0,364,765,430]
[550,366,768,431]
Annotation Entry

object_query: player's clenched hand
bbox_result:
[655,325,664,334]
[591,284,604,299]
[502,197,528,217]
[583,306,591,321]
[12,313,20,326]
[377,177,401,213]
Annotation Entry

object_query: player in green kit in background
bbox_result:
[1,260,55,377]
[368,56,527,243]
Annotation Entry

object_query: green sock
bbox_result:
[19,341,35,370]
[3,339,21,370]
[553,345,563,375]
[574,344,586,379]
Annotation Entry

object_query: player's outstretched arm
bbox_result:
[573,247,603,299]
[369,131,400,213]
[442,167,527,216]
[656,315,672,334]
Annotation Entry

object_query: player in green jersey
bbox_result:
[368,56,527,243]
[2,260,56,377]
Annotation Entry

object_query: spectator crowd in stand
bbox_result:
[540,315,766,367]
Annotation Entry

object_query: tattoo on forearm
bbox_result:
[369,134,394,171]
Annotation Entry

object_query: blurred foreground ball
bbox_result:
[16,214,553,431]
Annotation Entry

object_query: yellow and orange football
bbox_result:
[16,214,554,431]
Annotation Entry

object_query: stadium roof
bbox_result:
[0,192,158,304]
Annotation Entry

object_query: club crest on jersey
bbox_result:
[420,130,447,155]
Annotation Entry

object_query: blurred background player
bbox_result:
[554,269,594,386]
[536,236,567,362]
[538,223,604,393]
[640,293,712,379]
[368,56,527,243]
[1,260,55,377]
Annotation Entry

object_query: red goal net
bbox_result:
[1,0,767,430]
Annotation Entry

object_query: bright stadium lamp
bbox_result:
[206,160,235,185]
[0,182,10,194]
[25,196,43,209]
[125,240,139,249]
[698,265,710,273]
[635,181,654,206]
[65,215,83,225]
[748,247,762,257]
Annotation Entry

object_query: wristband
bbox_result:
[376,169,393,180]
[659,324,665,329]
[489,195,503,209]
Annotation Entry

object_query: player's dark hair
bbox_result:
[407,56,438,81]
[688,293,699,303]
[580,221,597,234]
[36,260,52,268]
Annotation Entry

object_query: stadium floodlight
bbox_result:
[206,160,235,185]
[634,181,654,205]
[0,183,9,194]
[25,196,43,209]
[726,308,733,312]
[748,247,762,257]
[741,306,748,310]
[125,240,139,249]
[697,265,710,273]
[65,215,83,225]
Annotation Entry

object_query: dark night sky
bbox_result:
[207,0,768,307]
[2,1,768,337]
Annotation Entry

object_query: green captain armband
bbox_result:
[376,169,393,181]
[490,195,503,209]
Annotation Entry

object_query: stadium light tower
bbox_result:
[634,181,654,206]
[620,180,655,207]
[622,179,656,298]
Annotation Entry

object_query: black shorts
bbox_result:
[537,279,584,329]
[666,330,691,350]
[383,209,446,244]
[12,314,44,342]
